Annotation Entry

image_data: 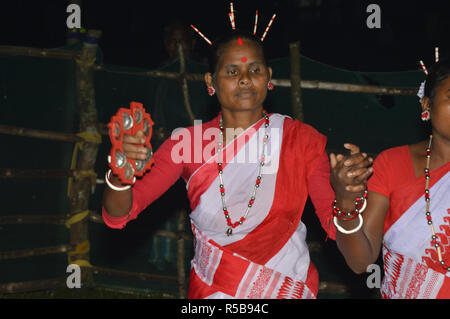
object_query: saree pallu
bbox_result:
[186,113,327,298]
[372,147,450,298]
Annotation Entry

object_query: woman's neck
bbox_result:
[220,107,265,131]
[220,107,265,145]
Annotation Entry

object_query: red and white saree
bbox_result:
[103,112,336,299]
[368,145,450,299]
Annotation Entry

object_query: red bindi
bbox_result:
[241,57,247,63]
[237,37,243,46]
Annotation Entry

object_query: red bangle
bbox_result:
[332,190,368,221]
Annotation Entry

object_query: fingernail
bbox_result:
[344,160,351,166]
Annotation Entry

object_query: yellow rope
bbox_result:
[75,56,97,68]
[67,131,102,197]
[65,210,90,229]
[67,240,92,267]
[64,132,101,268]
[69,259,93,268]
[76,131,102,145]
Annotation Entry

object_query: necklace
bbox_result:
[217,110,270,236]
[423,134,450,272]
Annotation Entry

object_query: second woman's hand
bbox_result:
[330,143,373,209]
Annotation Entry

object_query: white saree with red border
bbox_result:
[368,146,450,299]
[186,113,329,299]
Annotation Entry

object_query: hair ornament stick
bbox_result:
[228,13,235,30]
[435,47,439,63]
[261,13,276,42]
[253,10,258,35]
[192,6,277,46]
[190,24,213,45]
[419,60,428,75]
[230,3,236,30]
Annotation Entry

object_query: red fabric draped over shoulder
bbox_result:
[223,118,327,265]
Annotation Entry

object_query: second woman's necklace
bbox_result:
[217,111,270,236]
[423,134,450,272]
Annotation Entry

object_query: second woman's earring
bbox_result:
[421,110,430,121]
[267,81,274,91]
[207,87,215,96]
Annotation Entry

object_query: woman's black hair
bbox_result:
[207,30,268,75]
[424,57,450,106]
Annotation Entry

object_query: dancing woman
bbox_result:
[332,59,450,298]
[102,31,371,299]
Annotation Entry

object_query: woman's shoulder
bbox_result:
[376,144,411,161]
[277,114,327,157]
[279,114,325,139]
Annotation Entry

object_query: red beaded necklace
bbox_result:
[217,110,270,236]
[423,134,450,272]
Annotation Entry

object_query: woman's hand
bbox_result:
[106,129,148,189]
[330,143,373,206]
[121,130,149,161]
[103,130,148,217]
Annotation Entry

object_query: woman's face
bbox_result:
[205,38,272,112]
[427,76,450,139]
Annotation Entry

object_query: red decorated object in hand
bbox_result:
[107,102,155,184]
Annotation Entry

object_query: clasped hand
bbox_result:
[330,143,373,204]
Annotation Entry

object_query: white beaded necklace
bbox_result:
[217,110,270,236]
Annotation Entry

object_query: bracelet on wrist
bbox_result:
[334,214,363,234]
[332,189,368,221]
[105,169,135,191]
[332,189,367,234]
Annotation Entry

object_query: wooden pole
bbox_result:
[290,42,303,120]
[93,65,204,81]
[0,124,83,143]
[177,42,195,125]
[0,168,76,179]
[0,45,79,60]
[68,29,102,288]
[176,41,192,298]
[0,214,67,225]
[176,209,187,298]
[93,64,418,96]
[92,266,178,283]
[272,78,418,96]
[0,245,74,261]
[0,277,67,294]
[318,281,348,294]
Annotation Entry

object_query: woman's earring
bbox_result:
[207,87,215,96]
[421,110,430,121]
[267,81,274,91]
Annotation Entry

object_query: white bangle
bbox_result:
[334,214,363,235]
[358,198,367,214]
[105,169,135,191]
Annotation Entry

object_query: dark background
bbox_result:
[0,0,448,71]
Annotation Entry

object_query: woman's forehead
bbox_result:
[218,39,265,65]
